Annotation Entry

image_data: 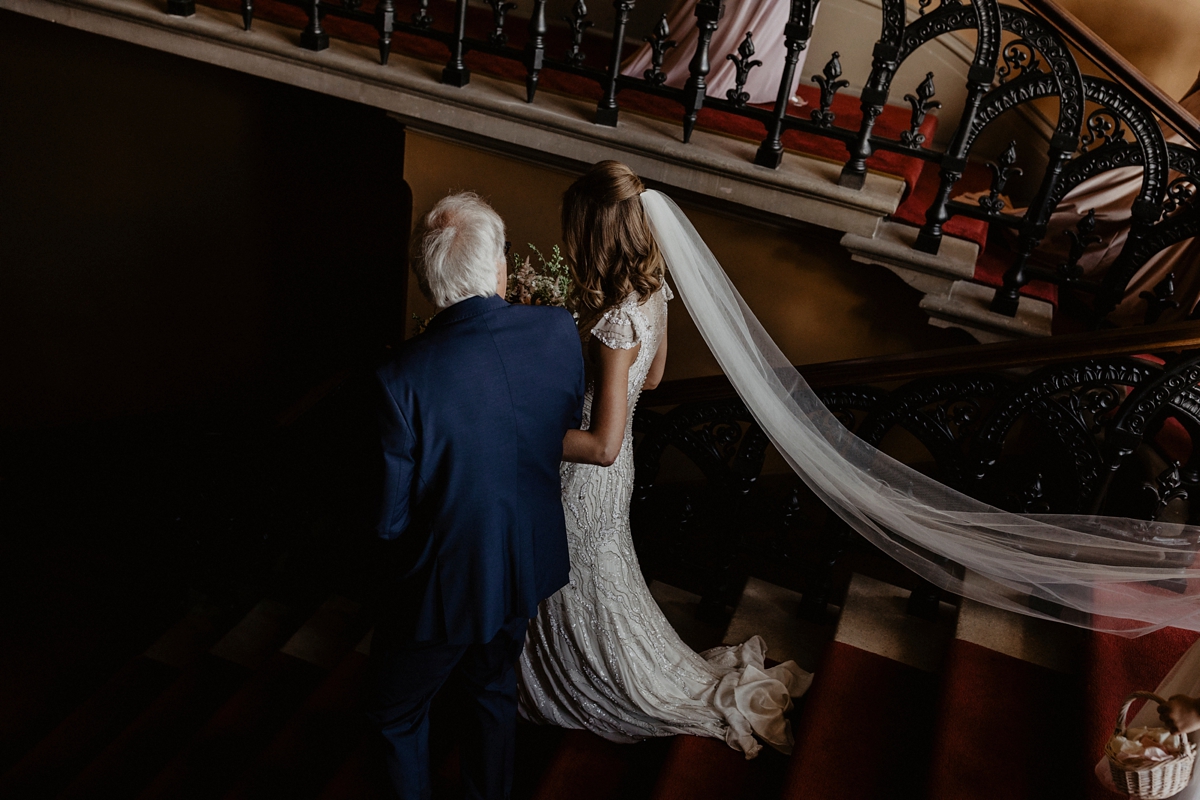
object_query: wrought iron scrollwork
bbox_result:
[981,140,1022,214]
[1008,473,1051,513]
[1165,176,1198,217]
[1080,107,1128,153]
[901,72,941,149]
[412,0,432,28]
[1143,461,1189,518]
[564,0,593,66]
[1058,209,1101,281]
[486,0,518,47]
[725,32,763,107]
[643,14,678,85]
[811,52,849,127]
[1141,273,1180,325]
[997,38,1041,84]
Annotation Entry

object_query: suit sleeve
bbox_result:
[376,374,416,540]
[562,309,586,428]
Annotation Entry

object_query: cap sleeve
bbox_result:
[663,282,674,301]
[590,305,640,350]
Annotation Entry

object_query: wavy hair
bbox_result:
[562,161,664,322]
[411,192,506,309]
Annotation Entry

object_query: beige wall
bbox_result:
[403,133,972,383]
[1052,0,1200,100]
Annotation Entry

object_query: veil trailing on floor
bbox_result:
[642,189,1200,637]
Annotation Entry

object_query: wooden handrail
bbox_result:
[640,320,1200,407]
[1019,0,1200,150]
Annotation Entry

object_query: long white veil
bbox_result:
[641,189,1200,637]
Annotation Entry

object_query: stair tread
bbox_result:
[221,644,371,800]
[648,734,788,800]
[56,655,252,800]
[139,596,368,800]
[135,653,327,800]
[528,728,671,800]
[926,638,1085,800]
[54,597,312,800]
[782,641,941,800]
[0,656,178,800]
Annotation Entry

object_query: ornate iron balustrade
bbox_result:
[170,0,1200,327]
[630,341,1200,620]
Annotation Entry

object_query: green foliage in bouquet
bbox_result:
[507,244,572,308]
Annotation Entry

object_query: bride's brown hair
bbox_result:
[562,161,664,320]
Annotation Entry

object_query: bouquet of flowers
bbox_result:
[412,243,573,336]
[506,243,572,309]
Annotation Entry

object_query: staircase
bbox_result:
[0,548,1104,800]
[12,0,1196,343]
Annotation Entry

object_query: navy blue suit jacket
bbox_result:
[375,294,585,645]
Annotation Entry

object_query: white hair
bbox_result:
[412,192,506,309]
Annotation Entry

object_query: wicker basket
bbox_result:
[1106,691,1197,799]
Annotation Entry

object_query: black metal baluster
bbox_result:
[642,14,677,85]
[914,68,997,254]
[755,0,815,169]
[988,144,1073,314]
[300,0,329,51]
[596,1,635,127]
[525,0,548,102]
[838,0,906,188]
[376,0,394,65]
[167,0,195,17]
[241,0,253,30]
[443,0,471,87]
[680,0,724,143]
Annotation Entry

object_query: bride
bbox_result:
[517,161,811,758]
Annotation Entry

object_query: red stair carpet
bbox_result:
[782,641,941,800]
[926,639,1084,800]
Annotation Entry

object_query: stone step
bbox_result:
[925,576,1087,800]
[843,219,1055,343]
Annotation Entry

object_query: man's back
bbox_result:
[376,294,584,644]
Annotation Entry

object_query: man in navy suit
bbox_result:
[366,192,585,800]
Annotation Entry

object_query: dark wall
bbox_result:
[0,10,411,432]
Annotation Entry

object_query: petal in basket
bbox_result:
[1106,692,1198,800]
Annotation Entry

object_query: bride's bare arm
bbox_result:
[641,329,667,391]
[562,341,640,467]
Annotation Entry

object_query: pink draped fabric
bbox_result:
[621,0,816,105]
[1038,86,1200,325]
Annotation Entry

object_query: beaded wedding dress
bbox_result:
[517,283,812,759]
